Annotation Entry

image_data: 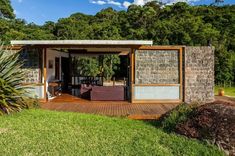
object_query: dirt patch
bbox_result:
[215,96,235,104]
[0,128,8,134]
[175,101,235,155]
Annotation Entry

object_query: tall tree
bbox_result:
[0,0,15,19]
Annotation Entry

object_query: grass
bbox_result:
[215,86,235,97]
[0,109,224,156]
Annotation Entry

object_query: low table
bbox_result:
[48,80,62,96]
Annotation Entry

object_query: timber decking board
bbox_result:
[40,94,179,120]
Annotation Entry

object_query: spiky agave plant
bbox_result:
[0,45,34,115]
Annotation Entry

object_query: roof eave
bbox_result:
[10,40,153,46]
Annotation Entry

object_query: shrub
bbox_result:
[73,57,100,77]
[72,55,121,81]
[0,46,37,115]
[160,103,197,132]
[102,55,120,81]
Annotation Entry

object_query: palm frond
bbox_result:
[0,45,37,115]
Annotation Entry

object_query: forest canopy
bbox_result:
[0,0,15,19]
[0,0,234,84]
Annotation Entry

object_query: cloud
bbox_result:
[13,10,20,15]
[122,0,202,8]
[107,0,122,7]
[90,0,200,8]
[123,1,131,8]
[163,0,201,5]
[90,0,122,7]
[90,0,106,5]
[132,0,153,6]
[122,0,157,8]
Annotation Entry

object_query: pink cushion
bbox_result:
[91,86,125,101]
[80,84,93,99]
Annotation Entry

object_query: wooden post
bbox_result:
[179,47,183,102]
[43,48,47,101]
[102,55,104,86]
[113,77,115,86]
[69,52,72,88]
[182,46,186,103]
[130,48,135,103]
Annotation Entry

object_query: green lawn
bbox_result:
[215,86,235,97]
[0,109,224,156]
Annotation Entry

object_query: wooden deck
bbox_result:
[40,94,179,120]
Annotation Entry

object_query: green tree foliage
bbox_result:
[215,46,235,83]
[55,13,93,39]
[0,2,234,83]
[0,19,54,43]
[74,57,100,77]
[73,55,121,80]
[0,46,37,115]
[102,55,121,80]
[0,0,15,19]
[90,8,123,40]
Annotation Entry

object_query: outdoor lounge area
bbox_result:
[48,53,128,101]
[10,40,214,105]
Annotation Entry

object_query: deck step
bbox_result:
[128,114,162,120]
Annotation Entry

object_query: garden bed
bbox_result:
[160,101,234,155]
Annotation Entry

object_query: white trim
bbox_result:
[11,40,153,46]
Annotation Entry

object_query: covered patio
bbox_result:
[11,40,214,113]
[9,40,214,118]
[11,40,154,103]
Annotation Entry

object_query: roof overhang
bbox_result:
[11,40,153,46]
[10,40,153,54]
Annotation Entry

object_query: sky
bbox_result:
[11,0,235,25]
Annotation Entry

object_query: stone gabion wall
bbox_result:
[4,48,42,84]
[19,48,42,83]
[135,50,179,84]
[184,46,214,103]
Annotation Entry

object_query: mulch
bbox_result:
[175,99,235,155]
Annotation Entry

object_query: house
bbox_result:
[10,40,214,104]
